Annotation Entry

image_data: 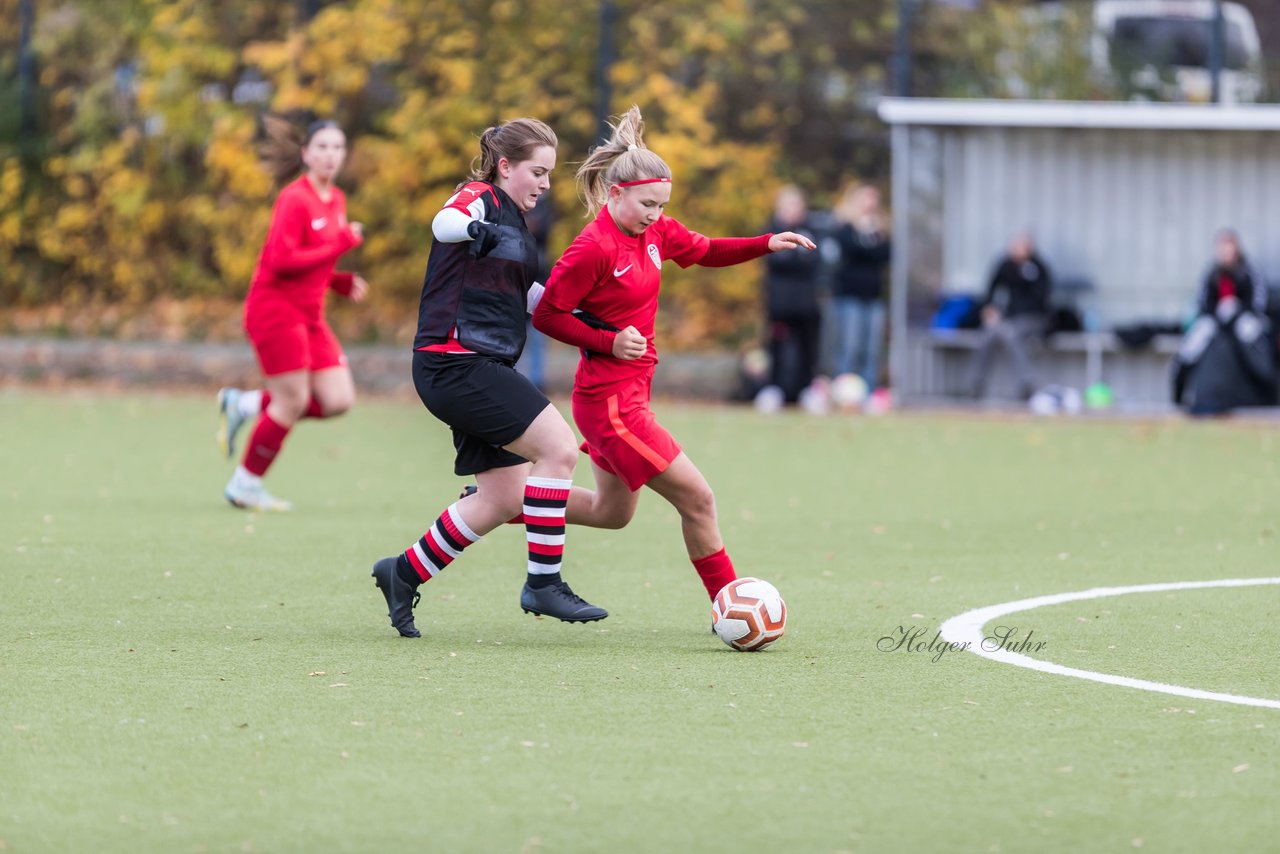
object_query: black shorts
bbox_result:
[412,350,549,476]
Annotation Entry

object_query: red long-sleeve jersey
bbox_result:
[244,176,362,323]
[534,205,771,399]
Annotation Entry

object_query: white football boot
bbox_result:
[224,467,292,512]
[216,387,250,459]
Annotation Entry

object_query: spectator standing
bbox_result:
[832,184,891,389]
[762,185,823,403]
[517,191,555,390]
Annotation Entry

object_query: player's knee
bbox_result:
[322,390,354,417]
[273,390,309,422]
[539,440,579,476]
[492,490,526,523]
[599,500,636,529]
[678,484,717,523]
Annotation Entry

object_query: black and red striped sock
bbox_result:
[400,502,481,585]
[522,476,571,587]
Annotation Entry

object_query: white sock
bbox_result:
[237,390,263,419]
[231,466,261,489]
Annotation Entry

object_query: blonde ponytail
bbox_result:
[575,105,672,216]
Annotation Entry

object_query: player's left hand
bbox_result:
[769,231,817,252]
[348,275,368,302]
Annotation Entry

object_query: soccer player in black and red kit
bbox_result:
[370,118,607,638]
[217,117,369,512]
[532,106,815,611]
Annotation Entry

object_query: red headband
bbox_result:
[616,177,672,188]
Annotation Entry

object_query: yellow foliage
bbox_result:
[6,0,902,348]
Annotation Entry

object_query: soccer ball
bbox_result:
[798,375,831,415]
[1028,384,1083,416]
[712,577,787,652]
[753,384,785,414]
[830,373,868,411]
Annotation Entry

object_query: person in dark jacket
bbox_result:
[762,185,823,403]
[832,183,891,388]
[1197,228,1267,318]
[965,232,1052,400]
[1173,229,1276,414]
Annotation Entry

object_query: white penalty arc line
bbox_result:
[939,577,1280,710]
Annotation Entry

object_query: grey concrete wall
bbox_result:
[0,337,742,399]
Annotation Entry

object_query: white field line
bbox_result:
[939,578,1280,710]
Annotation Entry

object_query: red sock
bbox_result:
[261,392,326,419]
[260,392,328,420]
[692,548,737,600]
[241,413,290,476]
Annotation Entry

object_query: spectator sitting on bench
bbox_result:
[965,231,1052,400]
[1172,228,1276,414]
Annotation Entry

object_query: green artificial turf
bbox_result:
[2,389,1278,852]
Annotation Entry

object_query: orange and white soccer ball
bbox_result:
[712,577,787,651]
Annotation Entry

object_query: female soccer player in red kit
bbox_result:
[217,117,368,512]
[369,118,607,639]
[532,106,816,607]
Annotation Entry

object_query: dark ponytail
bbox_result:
[259,115,343,187]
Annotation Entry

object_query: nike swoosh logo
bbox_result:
[311,218,327,230]
[613,265,632,277]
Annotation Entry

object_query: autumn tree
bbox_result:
[2,0,909,348]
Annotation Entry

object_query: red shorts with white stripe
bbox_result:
[571,376,681,491]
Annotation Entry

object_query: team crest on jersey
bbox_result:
[647,243,662,270]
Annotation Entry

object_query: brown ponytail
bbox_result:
[469,118,558,183]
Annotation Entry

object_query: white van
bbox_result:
[1092,0,1265,103]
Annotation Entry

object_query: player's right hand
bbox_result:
[612,326,647,360]
[467,220,502,258]
[349,222,364,242]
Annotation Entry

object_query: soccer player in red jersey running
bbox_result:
[531,106,815,609]
[217,117,368,512]
[370,118,607,639]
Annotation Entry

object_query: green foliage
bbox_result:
[915,1,1103,101]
